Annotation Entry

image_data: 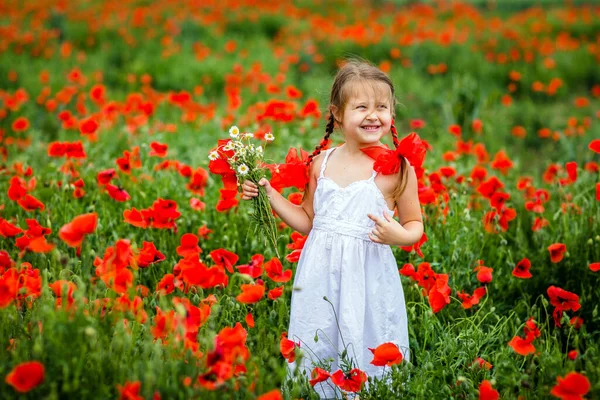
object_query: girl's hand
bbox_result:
[241,178,273,200]
[367,212,406,246]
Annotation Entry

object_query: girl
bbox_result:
[242,60,423,398]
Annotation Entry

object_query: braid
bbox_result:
[306,111,335,167]
[390,119,400,148]
[390,119,409,200]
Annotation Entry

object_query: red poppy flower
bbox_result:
[264,257,292,283]
[236,254,264,278]
[478,380,499,400]
[532,217,549,232]
[550,372,590,400]
[309,367,330,387]
[565,161,577,183]
[17,194,45,212]
[79,117,99,136]
[97,168,116,185]
[216,189,239,212]
[149,141,168,157]
[590,262,600,272]
[512,258,532,278]
[187,167,209,195]
[279,332,298,363]
[198,224,213,239]
[300,99,321,119]
[508,336,536,356]
[589,139,600,153]
[156,274,175,295]
[475,266,493,284]
[400,232,427,257]
[12,117,30,132]
[399,263,415,277]
[190,198,205,211]
[476,176,504,199]
[368,342,403,366]
[236,283,265,304]
[569,316,584,329]
[245,312,255,328]
[0,218,22,237]
[176,234,202,257]
[330,368,367,393]
[548,243,566,263]
[106,184,130,202]
[448,124,461,137]
[5,361,45,393]
[257,389,283,400]
[360,132,427,175]
[472,357,492,370]
[136,241,165,268]
[268,286,284,300]
[524,317,541,342]
[58,212,98,248]
[123,208,149,228]
[267,148,310,192]
[210,248,239,274]
[116,381,143,400]
[428,274,451,313]
[457,287,486,309]
[547,286,580,312]
[49,280,77,305]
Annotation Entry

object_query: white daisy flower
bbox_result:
[243,132,254,139]
[256,145,263,154]
[229,126,240,138]
[238,164,249,175]
[264,133,274,141]
[223,142,234,151]
[208,151,219,160]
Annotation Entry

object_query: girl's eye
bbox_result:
[378,105,388,109]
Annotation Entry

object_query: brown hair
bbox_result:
[305,59,409,202]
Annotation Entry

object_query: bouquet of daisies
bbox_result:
[209,126,279,256]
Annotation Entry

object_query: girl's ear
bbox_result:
[330,105,341,123]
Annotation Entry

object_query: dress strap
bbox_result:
[319,148,336,178]
[369,170,378,181]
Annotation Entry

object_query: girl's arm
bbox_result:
[241,154,322,236]
[367,165,424,246]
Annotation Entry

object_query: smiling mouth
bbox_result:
[361,125,380,131]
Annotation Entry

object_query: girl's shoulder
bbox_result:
[308,150,327,177]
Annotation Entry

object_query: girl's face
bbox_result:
[333,80,393,148]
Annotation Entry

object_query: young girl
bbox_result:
[242,60,423,398]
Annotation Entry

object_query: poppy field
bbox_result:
[1,0,600,399]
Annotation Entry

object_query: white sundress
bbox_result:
[287,146,410,399]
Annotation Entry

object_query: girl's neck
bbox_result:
[338,141,385,156]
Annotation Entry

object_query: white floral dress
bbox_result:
[287,147,410,399]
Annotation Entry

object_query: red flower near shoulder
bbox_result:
[360,132,427,175]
